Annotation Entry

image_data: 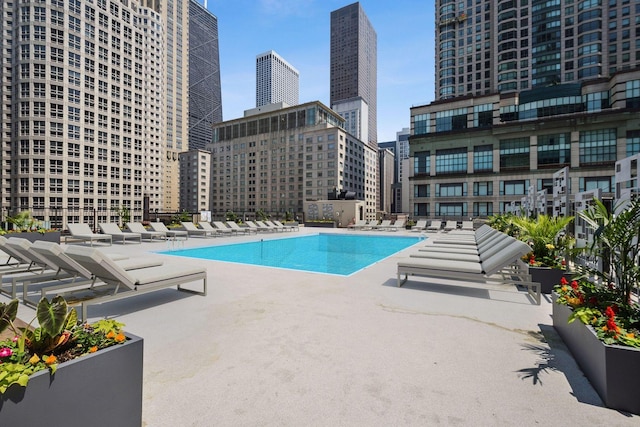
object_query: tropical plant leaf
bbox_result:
[36,296,69,338]
[0,299,18,335]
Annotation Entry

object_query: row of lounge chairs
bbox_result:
[348,219,406,231]
[181,220,298,237]
[0,236,207,321]
[397,224,541,305]
[67,220,300,245]
[409,220,475,232]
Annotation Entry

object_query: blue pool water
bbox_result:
[158,233,422,276]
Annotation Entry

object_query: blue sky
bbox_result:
[205,0,435,142]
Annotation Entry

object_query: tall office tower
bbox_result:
[188,0,222,150]
[179,149,211,213]
[255,50,299,108]
[378,148,395,215]
[0,0,164,226]
[140,0,190,211]
[435,0,640,100]
[330,2,377,146]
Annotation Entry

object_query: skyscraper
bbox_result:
[434,0,640,100]
[255,50,299,108]
[189,0,222,150]
[330,2,377,146]
[0,0,165,226]
[143,0,190,212]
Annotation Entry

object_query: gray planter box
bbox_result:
[304,222,337,228]
[5,231,61,244]
[0,333,143,426]
[553,295,640,414]
[529,266,568,294]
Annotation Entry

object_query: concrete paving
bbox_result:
[8,227,639,426]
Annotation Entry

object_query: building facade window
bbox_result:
[436,182,466,197]
[414,184,430,198]
[499,138,529,168]
[473,144,493,171]
[413,203,429,217]
[579,176,613,192]
[626,130,640,156]
[473,181,493,196]
[414,151,430,175]
[500,179,529,195]
[436,202,466,217]
[435,147,467,174]
[579,128,616,164]
[537,133,571,165]
[473,202,493,216]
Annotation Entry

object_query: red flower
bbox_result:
[570,280,579,290]
[605,306,616,318]
[560,276,568,286]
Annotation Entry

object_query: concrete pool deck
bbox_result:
[8,227,639,426]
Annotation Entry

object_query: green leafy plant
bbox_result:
[510,214,574,268]
[225,211,239,223]
[2,211,53,234]
[0,297,126,394]
[171,210,191,225]
[255,209,269,221]
[553,198,640,349]
[555,277,640,348]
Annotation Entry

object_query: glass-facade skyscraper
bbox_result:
[188,0,222,150]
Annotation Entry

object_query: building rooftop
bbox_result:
[9,228,638,425]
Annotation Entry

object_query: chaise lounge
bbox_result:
[58,245,207,321]
[99,223,142,244]
[397,232,540,305]
[126,222,166,241]
[67,223,112,246]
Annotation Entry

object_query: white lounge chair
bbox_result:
[149,222,189,239]
[443,220,458,231]
[426,220,442,232]
[372,220,392,231]
[99,223,142,244]
[410,219,428,232]
[253,221,275,232]
[126,222,166,241]
[264,220,287,232]
[397,237,540,305]
[461,221,475,231]
[387,220,406,232]
[21,240,163,306]
[67,223,112,246]
[348,219,368,230]
[58,245,207,321]
[226,221,255,234]
[211,221,234,235]
[273,220,298,231]
[180,222,215,237]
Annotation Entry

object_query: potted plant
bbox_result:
[552,198,640,414]
[510,214,574,293]
[1,211,61,244]
[0,296,143,426]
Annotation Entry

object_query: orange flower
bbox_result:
[626,333,635,339]
[106,331,116,339]
[89,346,98,353]
[115,332,126,343]
[29,354,40,365]
[44,355,57,365]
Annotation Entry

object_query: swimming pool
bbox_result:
[158,233,422,276]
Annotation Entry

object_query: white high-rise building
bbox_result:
[0,0,165,227]
[255,50,299,108]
